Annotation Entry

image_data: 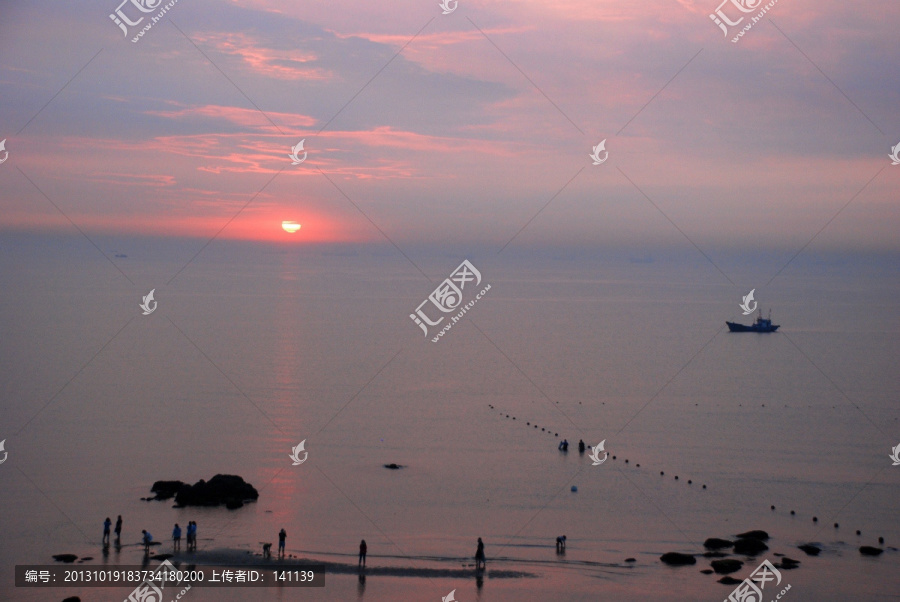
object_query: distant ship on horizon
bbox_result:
[727,309,780,333]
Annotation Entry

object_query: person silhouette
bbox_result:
[172,523,182,551]
[278,529,287,558]
[103,517,112,545]
[186,521,196,551]
[358,539,367,568]
[114,516,122,543]
[475,537,486,570]
[578,440,585,453]
[556,535,567,553]
[141,530,153,553]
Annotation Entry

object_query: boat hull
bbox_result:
[726,321,780,333]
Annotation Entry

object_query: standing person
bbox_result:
[114,516,122,543]
[189,522,197,551]
[172,524,182,551]
[102,517,112,545]
[358,540,367,568]
[141,530,153,553]
[475,537,485,570]
[578,440,585,453]
[278,529,287,558]
[185,521,194,551]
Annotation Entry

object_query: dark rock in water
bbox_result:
[173,475,258,508]
[700,569,714,574]
[733,538,768,556]
[52,554,78,563]
[62,597,82,602]
[736,530,769,541]
[703,551,729,558]
[383,464,404,469]
[225,499,244,509]
[704,538,734,550]
[660,552,696,566]
[711,559,743,575]
[150,480,185,501]
[859,546,883,556]
[777,557,800,570]
[798,544,821,556]
[624,558,636,562]
[79,557,93,561]
[718,576,742,585]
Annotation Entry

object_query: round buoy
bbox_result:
[571,486,578,492]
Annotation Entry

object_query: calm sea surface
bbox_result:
[1,234,898,601]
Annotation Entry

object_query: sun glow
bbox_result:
[281,221,301,233]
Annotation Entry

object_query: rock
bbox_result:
[149,480,185,501]
[624,558,636,563]
[173,475,258,508]
[700,569,714,574]
[62,597,81,602]
[736,530,769,541]
[711,559,743,575]
[797,544,821,556]
[703,551,728,558]
[703,538,734,550]
[777,557,800,570]
[383,464,403,469]
[660,552,696,566]
[225,500,244,510]
[733,538,768,556]
[52,554,78,563]
[859,546,883,556]
[718,576,742,585]
[79,557,93,561]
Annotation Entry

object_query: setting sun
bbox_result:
[281,221,301,233]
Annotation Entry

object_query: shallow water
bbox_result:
[1,234,898,600]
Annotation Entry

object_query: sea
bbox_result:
[1,232,898,601]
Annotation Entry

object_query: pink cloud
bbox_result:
[146,103,317,132]
[189,31,333,81]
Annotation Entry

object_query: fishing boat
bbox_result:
[727,309,779,333]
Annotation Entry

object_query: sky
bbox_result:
[0,0,898,251]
